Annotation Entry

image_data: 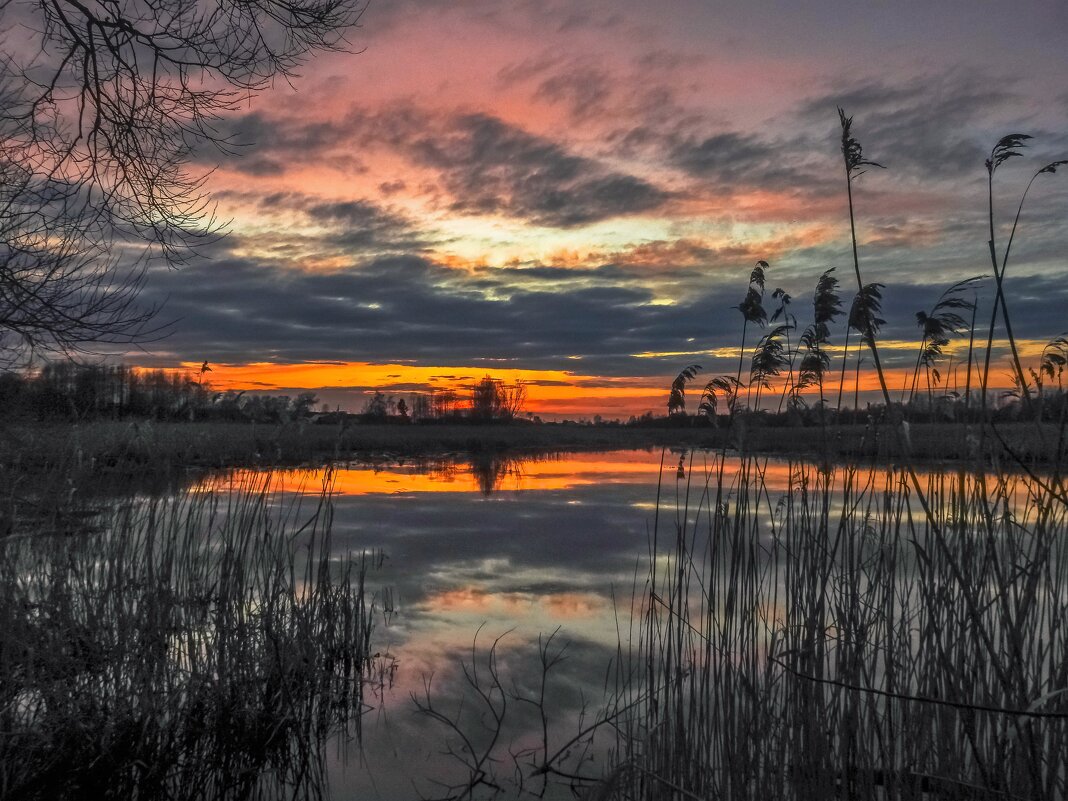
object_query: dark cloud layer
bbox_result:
[137,229,1068,388]
[304,198,432,252]
[205,105,671,228]
[668,131,827,192]
[141,252,691,374]
[217,191,435,257]
[354,108,671,226]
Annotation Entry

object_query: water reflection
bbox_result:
[10,449,1057,799]
[215,450,1054,799]
[221,449,667,799]
[204,450,664,497]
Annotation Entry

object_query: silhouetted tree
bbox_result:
[361,391,388,420]
[293,392,319,418]
[0,0,365,364]
[497,380,527,420]
[410,393,431,420]
[428,389,457,418]
[468,376,527,421]
[470,376,503,421]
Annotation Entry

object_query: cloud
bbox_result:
[796,76,1014,179]
[215,191,437,261]
[351,107,671,226]
[193,112,359,175]
[304,198,433,252]
[533,64,614,121]
[205,103,673,227]
[495,51,560,87]
[378,179,408,195]
[670,132,810,187]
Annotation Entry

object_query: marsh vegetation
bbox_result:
[0,476,376,800]
[588,114,1068,801]
[602,454,1068,800]
[392,115,1068,800]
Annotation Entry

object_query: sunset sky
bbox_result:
[133,0,1068,418]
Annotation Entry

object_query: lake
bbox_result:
[200,448,1064,799]
[205,450,680,799]
[6,446,1063,800]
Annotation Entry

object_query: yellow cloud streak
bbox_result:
[180,361,659,405]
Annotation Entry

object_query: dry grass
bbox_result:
[0,473,375,800]
[603,453,1068,800]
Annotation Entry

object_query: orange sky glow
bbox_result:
[119,1,1066,420]
[180,343,1039,419]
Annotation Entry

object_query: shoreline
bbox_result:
[2,419,1064,474]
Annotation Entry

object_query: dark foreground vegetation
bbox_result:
[0,477,377,800]
[612,453,1068,800]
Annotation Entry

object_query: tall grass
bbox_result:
[603,111,1068,798]
[979,138,1066,415]
[0,473,375,800]
[604,454,1068,800]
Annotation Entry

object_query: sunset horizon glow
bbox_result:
[123,1,1066,419]
[172,351,1039,420]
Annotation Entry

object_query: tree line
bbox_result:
[0,363,318,423]
[359,376,528,423]
[0,364,529,425]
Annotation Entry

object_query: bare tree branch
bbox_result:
[1,0,366,363]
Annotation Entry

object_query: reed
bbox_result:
[906,277,982,407]
[603,452,1068,800]
[0,472,375,800]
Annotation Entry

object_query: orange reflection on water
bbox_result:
[201,450,664,496]
[196,451,1003,501]
[423,586,604,621]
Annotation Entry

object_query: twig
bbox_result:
[770,655,1068,719]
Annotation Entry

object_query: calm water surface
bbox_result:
[199,449,1048,799]
[6,447,1056,799]
[205,449,686,798]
